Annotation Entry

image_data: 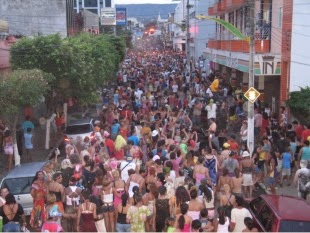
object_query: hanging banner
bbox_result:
[116,8,127,26]
[196,15,248,40]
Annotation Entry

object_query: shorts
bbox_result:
[282,168,291,176]
[102,203,115,213]
[257,160,265,172]
[4,146,13,155]
[116,223,131,232]
[277,159,283,172]
[266,177,276,186]
[242,174,254,186]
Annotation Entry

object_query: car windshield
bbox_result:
[66,124,92,134]
[279,220,310,232]
[1,177,33,195]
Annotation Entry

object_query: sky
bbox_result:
[115,0,178,4]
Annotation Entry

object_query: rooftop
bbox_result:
[263,195,310,221]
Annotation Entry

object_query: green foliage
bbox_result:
[0,69,54,118]
[10,33,126,105]
[286,86,310,121]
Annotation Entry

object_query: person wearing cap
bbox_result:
[41,206,64,232]
[221,142,231,160]
[120,155,137,183]
[239,151,254,198]
[61,158,74,188]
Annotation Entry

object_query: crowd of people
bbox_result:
[0,38,310,232]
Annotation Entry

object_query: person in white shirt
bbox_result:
[172,83,178,93]
[229,196,252,232]
[120,156,136,183]
[205,99,217,119]
[134,88,143,100]
[122,73,127,83]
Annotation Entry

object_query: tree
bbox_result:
[286,87,310,123]
[0,69,54,165]
[10,33,126,108]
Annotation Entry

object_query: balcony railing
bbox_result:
[208,39,270,53]
[208,0,246,16]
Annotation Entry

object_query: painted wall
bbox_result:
[0,0,68,37]
[290,0,310,91]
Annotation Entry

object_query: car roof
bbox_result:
[262,194,310,221]
[67,118,93,126]
[3,162,48,179]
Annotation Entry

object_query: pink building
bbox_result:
[0,36,16,73]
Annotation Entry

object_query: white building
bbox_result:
[172,0,215,66]
[172,0,187,52]
[193,0,215,64]
[74,0,115,15]
[290,0,310,91]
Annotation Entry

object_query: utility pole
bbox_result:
[247,0,255,155]
[186,0,191,74]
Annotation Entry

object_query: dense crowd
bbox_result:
[0,39,310,232]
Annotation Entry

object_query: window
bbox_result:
[278,7,283,28]
[257,205,274,232]
[84,0,98,7]
[105,0,111,8]
[2,177,33,195]
[249,196,265,215]
[65,124,92,134]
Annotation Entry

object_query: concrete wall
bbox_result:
[0,0,68,37]
[82,9,99,29]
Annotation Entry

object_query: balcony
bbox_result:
[208,0,246,16]
[208,39,270,53]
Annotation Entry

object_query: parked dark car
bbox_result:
[248,195,310,232]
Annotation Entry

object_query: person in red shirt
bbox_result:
[104,131,114,157]
[292,120,304,139]
[226,135,239,155]
[301,124,310,143]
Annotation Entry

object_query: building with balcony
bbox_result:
[172,0,188,52]
[203,0,284,109]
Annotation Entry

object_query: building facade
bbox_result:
[289,0,310,93]
[74,0,115,15]
[204,0,283,110]
[0,0,74,37]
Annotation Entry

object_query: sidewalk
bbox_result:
[0,126,63,179]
